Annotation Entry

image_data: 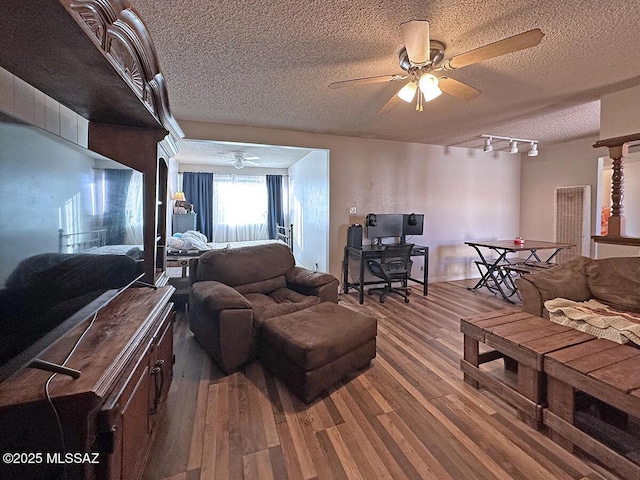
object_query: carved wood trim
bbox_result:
[60,0,183,140]
[592,134,640,246]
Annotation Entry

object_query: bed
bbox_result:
[276,223,294,250]
[58,229,144,260]
[166,223,294,254]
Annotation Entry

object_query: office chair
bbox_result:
[366,243,414,303]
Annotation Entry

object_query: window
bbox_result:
[212,174,268,242]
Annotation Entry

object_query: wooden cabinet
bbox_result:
[0,3,181,478]
[0,286,175,480]
[0,0,183,285]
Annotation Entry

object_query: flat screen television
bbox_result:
[0,123,145,382]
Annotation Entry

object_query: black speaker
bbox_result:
[347,224,363,248]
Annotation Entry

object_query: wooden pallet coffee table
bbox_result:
[460,309,595,429]
[544,339,640,479]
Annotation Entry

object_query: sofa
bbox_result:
[188,242,340,373]
[516,255,640,317]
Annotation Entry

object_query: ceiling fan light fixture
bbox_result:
[233,159,244,169]
[418,73,441,102]
[509,140,519,154]
[483,137,493,152]
[528,142,538,157]
[397,82,418,102]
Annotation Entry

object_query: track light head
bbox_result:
[483,137,493,152]
[527,142,538,157]
[509,140,519,154]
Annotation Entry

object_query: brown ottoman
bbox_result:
[259,302,377,403]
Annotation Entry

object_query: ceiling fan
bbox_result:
[329,20,544,113]
[213,153,261,169]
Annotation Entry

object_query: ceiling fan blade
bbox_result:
[329,74,403,89]
[243,156,260,160]
[244,160,260,166]
[438,77,481,101]
[400,20,430,65]
[377,83,409,115]
[442,28,544,71]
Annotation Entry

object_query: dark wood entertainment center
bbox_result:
[0,287,175,480]
[0,1,183,479]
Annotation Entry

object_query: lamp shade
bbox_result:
[509,140,519,154]
[528,142,538,157]
[397,82,418,102]
[418,74,442,102]
[173,192,186,201]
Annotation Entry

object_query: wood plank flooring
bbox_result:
[142,280,622,480]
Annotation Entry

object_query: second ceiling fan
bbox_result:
[211,152,261,169]
[329,20,544,113]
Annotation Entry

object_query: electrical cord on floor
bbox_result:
[43,310,99,480]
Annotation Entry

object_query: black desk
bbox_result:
[342,244,429,304]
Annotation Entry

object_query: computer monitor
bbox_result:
[366,213,403,239]
[402,213,424,236]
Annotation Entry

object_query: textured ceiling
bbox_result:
[130,0,640,158]
[174,140,313,168]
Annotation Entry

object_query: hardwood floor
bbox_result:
[142,280,622,480]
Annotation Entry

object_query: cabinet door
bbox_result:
[148,315,174,432]
[121,363,151,480]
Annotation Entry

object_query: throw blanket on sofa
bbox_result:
[545,298,640,346]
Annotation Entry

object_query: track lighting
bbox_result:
[481,135,539,156]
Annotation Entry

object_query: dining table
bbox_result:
[465,239,575,303]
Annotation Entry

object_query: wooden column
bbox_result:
[592,133,640,246]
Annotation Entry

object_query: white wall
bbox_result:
[520,136,601,257]
[288,150,329,271]
[600,85,640,139]
[179,120,521,282]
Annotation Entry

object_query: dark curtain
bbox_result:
[266,175,284,240]
[183,172,213,241]
[103,168,133,245]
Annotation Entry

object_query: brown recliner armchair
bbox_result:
[188,242,339,373]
